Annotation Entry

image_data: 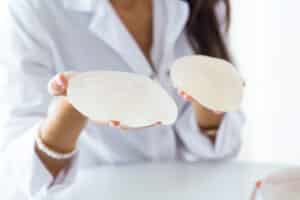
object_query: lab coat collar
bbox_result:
[62,0,189,77]
[165,0,190,46]
[161,0,190,74]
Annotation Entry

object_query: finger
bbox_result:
[182,93,193,101]
[177,89,185,97]
[139,121,162,129]
[184,94,193,101]
[48,74,67,96]
[256,181,262,188]
[56,73,68,90]
[109,120,121,128]
[48,72,78,96]
[177,89,193,101]
[155,121,162,125]
[48,81,63,96]
[59,71,78,94]
[121,121,162,131]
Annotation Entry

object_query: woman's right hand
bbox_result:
[47,72,122,128]
[36,72,88,177]
[38,71,162,176]
[48,71,77,97]
[48,72,162,130]
[40,72,87,154]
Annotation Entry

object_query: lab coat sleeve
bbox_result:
[175,105,245,161]
[0,0,79,198]
[175,1,245,161]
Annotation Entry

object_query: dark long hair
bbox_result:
[185,0,232,62]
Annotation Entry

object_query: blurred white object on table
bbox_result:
[251,168,300,200]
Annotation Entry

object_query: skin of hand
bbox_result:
[49,72,164,131]
[177,89,225,139]
[37,71,162,177]
[50,73,222,131]
[48,72,162,129]
[177,89,224,114]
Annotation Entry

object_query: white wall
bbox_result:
[232,0,300,165]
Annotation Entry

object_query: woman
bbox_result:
[0,0,244,198]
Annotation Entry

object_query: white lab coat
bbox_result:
[0,0,245,199]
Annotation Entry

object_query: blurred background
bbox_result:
[0,0,297,165]
[231,0,300,165]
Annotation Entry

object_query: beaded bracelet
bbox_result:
[35,131,77,160]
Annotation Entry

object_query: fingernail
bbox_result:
[256,181,262,188]
[109,120,120,127]
[56,76,65,87]
[186,96,193,101]
[183,94,189,101]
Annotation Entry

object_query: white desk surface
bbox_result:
[56,161,287,200]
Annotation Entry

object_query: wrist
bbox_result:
[36,128,78,159]
[40,97,87,153]
[40,122,79,153]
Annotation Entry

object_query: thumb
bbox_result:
[48,71,78,96]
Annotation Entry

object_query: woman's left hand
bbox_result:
[177,89,225,141]
[177,89,225,115]
[107,121,162,130]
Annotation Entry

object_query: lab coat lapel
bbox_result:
[91,0,155,77]
[165,0,190,47]
[62,0,189,77]
[63,0,153,77]
[161,0,190,73]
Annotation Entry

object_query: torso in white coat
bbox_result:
[0,0,244,198]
